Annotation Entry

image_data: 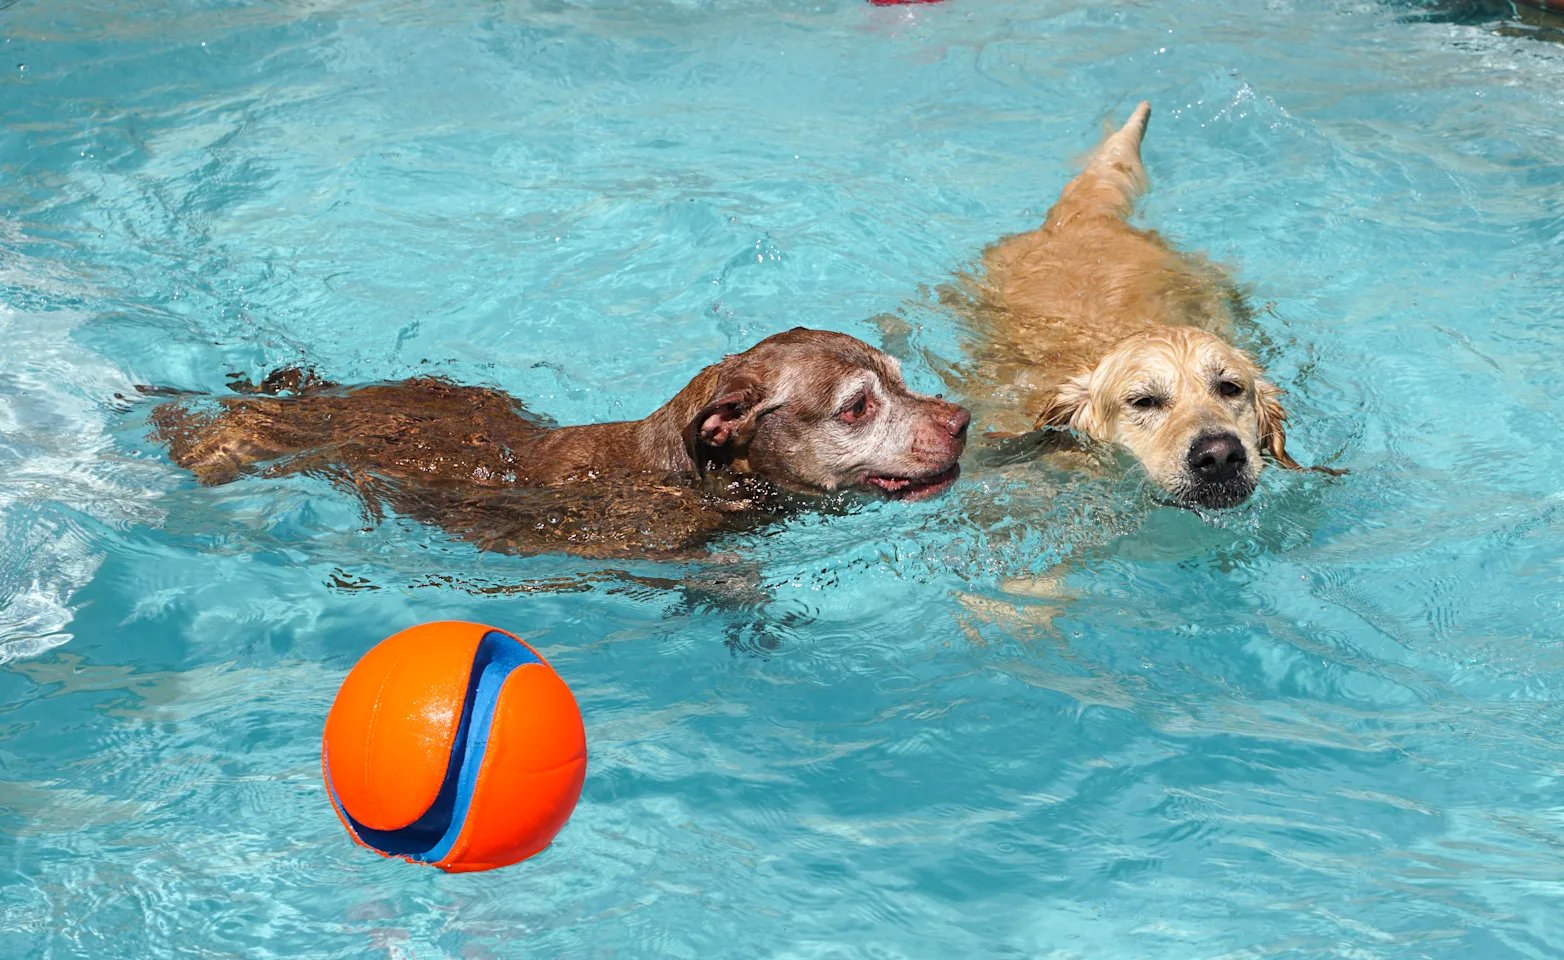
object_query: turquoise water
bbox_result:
[3,0,1564,955]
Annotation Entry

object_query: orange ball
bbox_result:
[321,621,587,873]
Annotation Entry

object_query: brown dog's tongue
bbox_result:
[864,465,960,502]
[865,476,913,492]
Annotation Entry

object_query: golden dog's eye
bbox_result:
[840,392,870,423]
[1130,396,1162,410]
[1218,381,1244,398]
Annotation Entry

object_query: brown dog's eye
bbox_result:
[1218,381,1244,398]
[1130,396,1162,410]
[839,393,870,423]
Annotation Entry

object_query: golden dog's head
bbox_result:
[1041,326,1304,508]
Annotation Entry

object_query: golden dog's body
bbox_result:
[969,107,1239,432]
[948,101,1329,507]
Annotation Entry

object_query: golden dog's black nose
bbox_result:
[1189,432,1247,482]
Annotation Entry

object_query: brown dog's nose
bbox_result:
[936,403,971,441]
[1188,432,1246,482]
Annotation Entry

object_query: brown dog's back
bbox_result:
[153,377,552,488]
[152,378,764,558]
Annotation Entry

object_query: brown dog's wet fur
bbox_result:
[946,101,1340,507]
[152,328,969,558]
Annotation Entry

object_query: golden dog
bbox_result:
[947,101,1338,507]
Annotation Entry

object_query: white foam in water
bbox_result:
[0,281,169,662]
[0,522,99,664]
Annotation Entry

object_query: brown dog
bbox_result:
[152,328,970,558]
[947,101,1338,508]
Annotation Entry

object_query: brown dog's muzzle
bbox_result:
[916,400,971,456]
[862,399,970,503]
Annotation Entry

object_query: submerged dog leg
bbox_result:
[151,397,313,486]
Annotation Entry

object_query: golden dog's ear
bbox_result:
[1035,371,1095,433]
[1255,379,1301,470]
[1256,379,1347,475]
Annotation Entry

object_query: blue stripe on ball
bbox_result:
[326,631,542,860]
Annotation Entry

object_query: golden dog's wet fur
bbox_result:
[945,101,1337,506]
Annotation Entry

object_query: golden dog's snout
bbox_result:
[1187,432,1247,484]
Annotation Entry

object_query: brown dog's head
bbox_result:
[1040,326,1302,508]
[682,328,969,502]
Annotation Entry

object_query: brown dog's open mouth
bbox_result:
[862,463,961,502]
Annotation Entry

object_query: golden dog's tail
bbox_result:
[1045,101,1151,228]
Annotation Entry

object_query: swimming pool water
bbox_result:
[3,0,1563,956]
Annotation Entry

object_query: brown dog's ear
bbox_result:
[1034,371,1094,433]
[1256,379,1347,476]
[683,378,766,472]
